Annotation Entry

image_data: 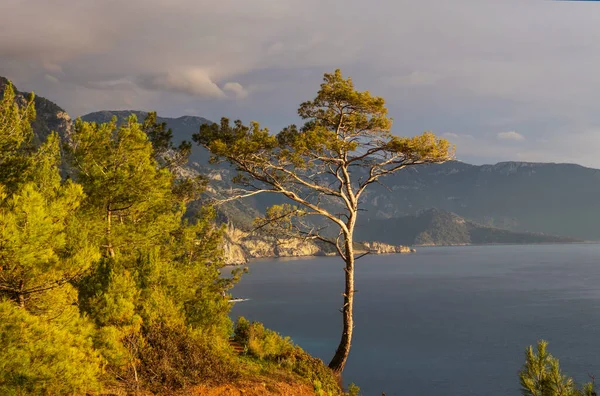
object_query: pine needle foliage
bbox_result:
[519,340,596,396]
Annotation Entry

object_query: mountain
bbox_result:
[81,110,212,165]
[359,161,600,240]
[356,208,581,246]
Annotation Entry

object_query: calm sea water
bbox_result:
[229,245,600,395]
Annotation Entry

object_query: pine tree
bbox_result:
[0,81,36,193]
[0,79,103,394]
[67,115,174,259]
[519,340,595,396]
[194,69,453,374]
[0,134,98,313]
[68,115,239,386]
[0,300,103,395]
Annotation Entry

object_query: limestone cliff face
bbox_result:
[360,241,415,254]
[221,226,329,265]
[222,226,413,265]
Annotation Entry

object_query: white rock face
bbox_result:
[221,225,414,265]
[221,225,325,265]
[360,241,413,254]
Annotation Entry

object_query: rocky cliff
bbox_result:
[222,226,330,265]
[222,226,414,265]
[360,241,415,254]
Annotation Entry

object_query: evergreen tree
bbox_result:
[0,300,102,395]
[141,111,205,205]
[68,115,239,387]
[68,115,174,259]
[0,134,98,313]
[0,79,103,394]
[519,340,595,396]
[142,111,192,170]
[194,69,453,374]
[0,81,36,193]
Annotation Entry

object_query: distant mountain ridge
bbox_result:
[356,208,581,246]
[361,160,600,239]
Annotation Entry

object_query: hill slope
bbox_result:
[78,109,600,241]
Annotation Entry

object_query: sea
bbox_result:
[229,244,600,396]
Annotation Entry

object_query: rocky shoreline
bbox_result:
[222,226,415,265]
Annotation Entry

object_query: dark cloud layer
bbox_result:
[3,0,600,166]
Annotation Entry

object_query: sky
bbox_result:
[2,0,600,166]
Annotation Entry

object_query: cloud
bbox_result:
[442,133,473,140]
[497,131,525,141]
[223,82,249,99]
[136,69,226,98]
[135,72,250,100]
[84,79,137,90]
[42,62,63,74]
[4,0,600,166]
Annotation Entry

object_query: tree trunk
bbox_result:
[18,279,25,308]
[106,206,115,258]
[328,230,355,375]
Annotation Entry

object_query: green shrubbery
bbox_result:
[519,341,596,396]
[137,323,239,392]
[234,316,294,359]
[234,317,346,395]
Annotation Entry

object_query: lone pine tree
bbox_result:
[194,69,453,375]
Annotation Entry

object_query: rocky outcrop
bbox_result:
[222,226,414,265]
[222,226,329,265]
[360,241,415,254]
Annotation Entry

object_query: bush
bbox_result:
[234,316,294,360]
[291,348,341,395]
[138,322,239,393]
[234,317,342,395]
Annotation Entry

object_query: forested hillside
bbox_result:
[0,79,348,395]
